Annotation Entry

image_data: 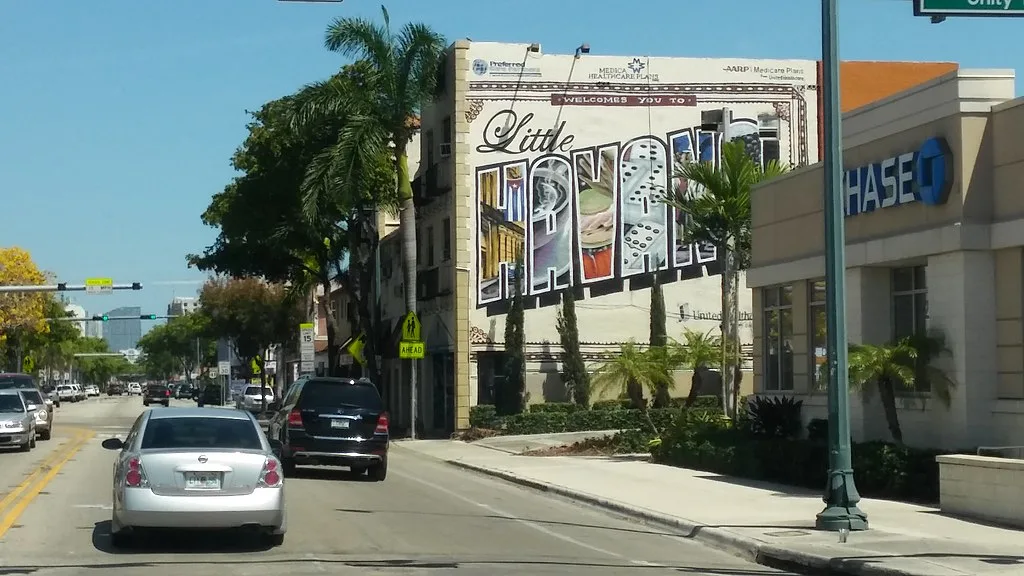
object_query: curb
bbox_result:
[445,459,926,576]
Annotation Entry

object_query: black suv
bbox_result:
[267,377,389,481]
[143,383,171,407]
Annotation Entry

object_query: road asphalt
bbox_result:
[0,396,799,576]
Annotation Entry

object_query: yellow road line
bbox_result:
[0,430,95,539]
[0,431,92,512]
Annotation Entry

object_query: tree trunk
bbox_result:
[396,145,419,435]
[626,378,645,410]
[730,271,741,415]
[877,377,903,444]
[320,277,339,376]
[719,242,736,418]
[684,366,705,408]
[258,354,268,414]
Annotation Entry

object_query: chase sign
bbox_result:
[844,137,953,217]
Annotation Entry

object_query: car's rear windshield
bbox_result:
[244,386,263,395]
[0,395,25,413]
[141,417,262,450]
[20,391,43,405]
[0,375,34,390]
[301,381,382,410]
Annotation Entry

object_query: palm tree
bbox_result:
[669,329,724,408]
[847,333,956,444]
[291,8,447,338]
[665,140,788,417]
[591,340,672,433]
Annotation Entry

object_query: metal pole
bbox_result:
[0,283,143,293]
[816,0,867,532]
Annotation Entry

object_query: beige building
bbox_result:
[748,68,1024,450]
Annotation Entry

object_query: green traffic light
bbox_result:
[101,315,108,321]
[142,314,157,320]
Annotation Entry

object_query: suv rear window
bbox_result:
[141,417,262,450]
[244,386,263,395]
[0,375,34,390]
[300,380,382,410]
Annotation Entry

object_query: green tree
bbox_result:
[14,295,82,383]
[188,97,351,376]
[666,140,788,417]
[138,349,179,381]
[499,258,526,416]
[648,274,670,408]
[72,337,130,388]
[556,288,590,407]
[671,329,723,408]
[200,277,304,413]
[290,7,447,352]
[591,340,669,433]
[136,313,216,387]
[847,333,956,444]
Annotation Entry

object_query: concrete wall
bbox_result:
[938,454,1024,528]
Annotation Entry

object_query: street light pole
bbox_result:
[816,0,867,532]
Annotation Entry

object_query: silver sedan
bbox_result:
[101,407,287,547]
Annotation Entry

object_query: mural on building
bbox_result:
[468,51,813,309]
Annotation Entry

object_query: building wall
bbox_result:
[746,68,1024,450]
[103,306,142,352]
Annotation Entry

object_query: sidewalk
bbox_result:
[396,439,1024,576]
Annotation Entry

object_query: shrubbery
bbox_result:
[468,397,722,435]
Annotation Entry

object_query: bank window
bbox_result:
[442,218,451,261]
[763,285,794,391]
[892,266,929,391]
[808,280,827,391]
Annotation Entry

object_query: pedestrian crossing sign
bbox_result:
[401,312,421,342]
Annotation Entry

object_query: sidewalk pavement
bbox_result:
[396,439,1024,576]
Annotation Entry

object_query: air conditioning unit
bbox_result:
[439,142,452,158]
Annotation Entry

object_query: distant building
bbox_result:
[63,304,86,337]
[103,306,141,352]
[84,312,104,339]
[167,297,199,317]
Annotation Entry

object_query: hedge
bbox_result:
[468,403,720,435]
[651,415,954,503]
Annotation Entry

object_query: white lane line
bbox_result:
[72,504,112,510]
[391,467,664,568]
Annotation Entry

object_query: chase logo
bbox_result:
[844,137,953,218]
[472,59,488,76]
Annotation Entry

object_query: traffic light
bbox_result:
[141,314,157,320]
[131,282,143,290]
[92,315,109,322]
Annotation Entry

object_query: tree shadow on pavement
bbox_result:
[91,521,275,555]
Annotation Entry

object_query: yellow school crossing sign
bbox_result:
[346,333,367,366]
[398,312,424,359]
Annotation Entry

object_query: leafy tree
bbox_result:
[848,333,956,444]
[671,328,723,408]
[0,247,49,369]
[291,7,447,347]
[591,340,669,433]
[200,277,304,412]
[666,140,788,417]
[556,288,590,407]
[72,337,130,388]
[648,274,670,408]
[138,349,179,381]
[136,313,216,386]
[20,295,83,384]
[498,258,526,416]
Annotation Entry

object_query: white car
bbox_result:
[56,385,77,402]
[236,386,274,413]
[128,383,142,396]
[85,385,100,397]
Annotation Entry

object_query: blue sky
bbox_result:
[1,0,1020,331]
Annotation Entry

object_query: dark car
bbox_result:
[196,383,223,407]
[143,383,171,407]
[175,384,193,399]
[107,383,123,396]
[267,377,389,481]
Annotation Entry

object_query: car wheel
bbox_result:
[39,429,51,441]
[368,460,387,482]
[163,401,169,407]
[19,441,30,452]
[143,401,149,406]
[29,435,36,449]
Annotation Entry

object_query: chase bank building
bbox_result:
[746,68,1024,450]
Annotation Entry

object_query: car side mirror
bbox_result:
[101,438,124,450]
[268,438,283,457]
[25,404,38,411]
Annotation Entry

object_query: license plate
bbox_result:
[183,472,222,490]
[330,419,350,429]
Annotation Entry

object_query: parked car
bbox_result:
[108,383,124,396]
[40,384,60,408]
[85,385,100,397]
[18,389,52,441]
[100,408,286,547]
[175,384,193,399]
[56,385,77,403]
[143,384,171,407]
[196,384,223,407]
[236,386,275,413]
[71,384,86,402]
[0,390,36,451]
[1,373,57,411]
[267,377,389,481]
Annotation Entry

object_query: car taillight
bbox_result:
[287,409,303,428]
[375,413,389,434]
[165,390,170,397]
[259,457,283,487]
[125,457,148,488]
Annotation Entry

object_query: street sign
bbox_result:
[300,360,314,374]
[209,367,219,378]
[299,322,315,363]
[399,340,425,359]
[347,332,367,366]
[400,312,421,341]
[84,277,113,295]
[251,358,261,375]
[914,0,1024,16]
[217,360,230,376]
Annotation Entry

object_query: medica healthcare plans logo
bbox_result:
[844,137,953,217]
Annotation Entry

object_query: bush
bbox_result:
[469,405,500,429]
[651,414,952,503]
[501,408,680,435]
[591,395,721,411]
[528,402,582,414]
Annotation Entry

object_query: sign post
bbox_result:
[398,312,425,440]
[84,277,114,295]
[914,0,1024,17]
[299,323,315,375]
